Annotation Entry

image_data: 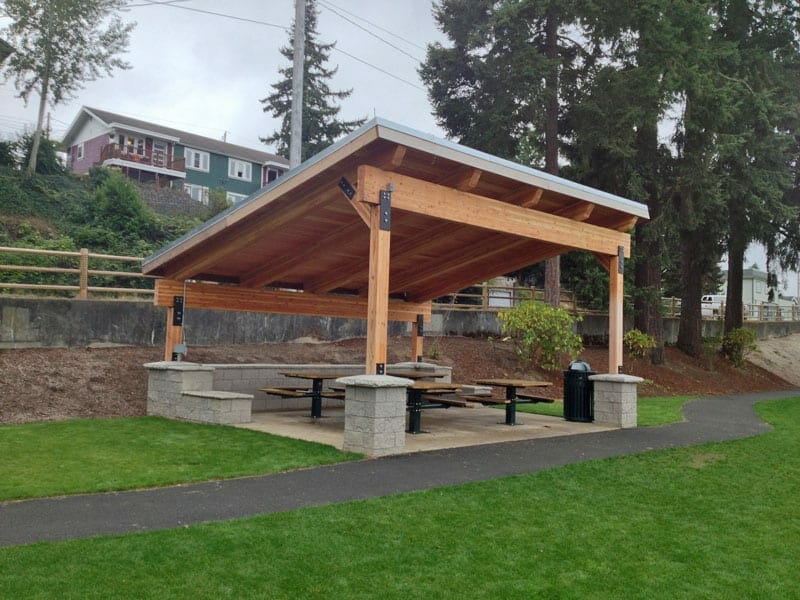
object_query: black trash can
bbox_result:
[563,360,595,422]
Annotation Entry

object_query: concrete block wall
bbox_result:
[145,362,252,424]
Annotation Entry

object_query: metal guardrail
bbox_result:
[0,246,153,299]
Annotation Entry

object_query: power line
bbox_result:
[125,1,426,92]
[318,0,427,52]
[125,0,287,30]
[332,46,425,91]
[317,0,423,63]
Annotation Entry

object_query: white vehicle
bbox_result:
[701,294,726,317]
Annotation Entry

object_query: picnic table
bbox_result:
[406,381,462,434]
[262,370,352,419]
[474,378,553,426]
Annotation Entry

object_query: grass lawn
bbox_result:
[0,417,360,501]
[1,397,798,599]
[516,395,694,427]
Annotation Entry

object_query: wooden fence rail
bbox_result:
[432,283,577,311]
[0,246,153,299]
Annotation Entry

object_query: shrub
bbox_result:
[721,327,757,367]
[623,329,657,358]
[498,301,583,371]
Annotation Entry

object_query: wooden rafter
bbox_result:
[504,185,543,208]
[406,241,570,302]
[239,218,366,288]
[554,201,594,222]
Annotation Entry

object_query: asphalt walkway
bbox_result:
[0,389,796,547]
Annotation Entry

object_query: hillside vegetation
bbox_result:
[0,166,206,290]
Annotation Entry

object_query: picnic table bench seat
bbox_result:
[515,393,556,403]
[260,387,309,398]
[420,394,479,408]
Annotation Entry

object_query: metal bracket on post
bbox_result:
[379,185,392,231]
[416,314,424,337]
[618,245,625,275]
[338,177,356,200]
[172,296,184,326]
[376,363,385,375]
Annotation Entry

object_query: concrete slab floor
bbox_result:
[235,405,616,453]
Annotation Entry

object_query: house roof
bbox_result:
[143,118,648,305]
[62,106,288,167]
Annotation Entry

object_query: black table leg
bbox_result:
[311,378,323,419]
[505,385,517,425]
[407,389,423,434]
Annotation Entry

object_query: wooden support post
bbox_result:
[410,314,424,362]
[365,201,391,374]
[163,306,183,361]
[608,253,624,374]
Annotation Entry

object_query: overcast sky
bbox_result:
[0,0,447,149]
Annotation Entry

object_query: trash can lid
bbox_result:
[568,360,592,372]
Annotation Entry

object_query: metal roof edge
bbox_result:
[370,118,650,220]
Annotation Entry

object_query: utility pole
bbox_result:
[289,0,306,169]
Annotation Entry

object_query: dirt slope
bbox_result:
[0,336,793,425]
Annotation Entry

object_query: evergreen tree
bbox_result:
[260,0,364,163]
[420,0,583,306]
[1,0,133,177]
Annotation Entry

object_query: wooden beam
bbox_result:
[239,219,367,287]
[154,279,429,323]
[410,316,424,362]
[164,306,183,361]
[519,187,544,208]
[365,201,392,374]
[358,165,630,256]
[390,145,407,168]
[608,253,624,374]
[347,194,371,226]
[554,201,594,222]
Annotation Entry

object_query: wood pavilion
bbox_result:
[142,119,649,375]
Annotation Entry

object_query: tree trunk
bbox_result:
[632,122,665,364]
[724,209,745,334]
[25,75,49,178]
[676,230,705,357]
[543,1,560,307]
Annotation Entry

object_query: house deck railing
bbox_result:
[662,297,799,321]
[99,144,186,173]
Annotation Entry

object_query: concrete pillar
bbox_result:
[337,375,412,457]
[589,373,643,429]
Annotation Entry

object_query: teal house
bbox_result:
[62,107,289,205]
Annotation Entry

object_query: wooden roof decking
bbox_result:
[143,119,648,306]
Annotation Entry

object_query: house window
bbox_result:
[226,191,247,203]
[152,140,167,167]
[184,183,209,205]
[266,167,283,183]
[119,135,145,156]
[228,158,252,181]
[185,148,210,172]
[76,143,84,160]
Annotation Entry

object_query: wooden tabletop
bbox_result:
[475,378,552,388]
[279,371,355,380]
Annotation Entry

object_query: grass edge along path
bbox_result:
[0,398,797,599]
[0,417,360,501]
[516,395,694,426]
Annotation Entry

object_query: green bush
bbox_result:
[498,301,583,371]
[721,327,757,367]
[623,329,657,358]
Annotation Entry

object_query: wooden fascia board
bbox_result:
[154,279,430,323]
[143,127,380,276]
[357,165,631,257]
